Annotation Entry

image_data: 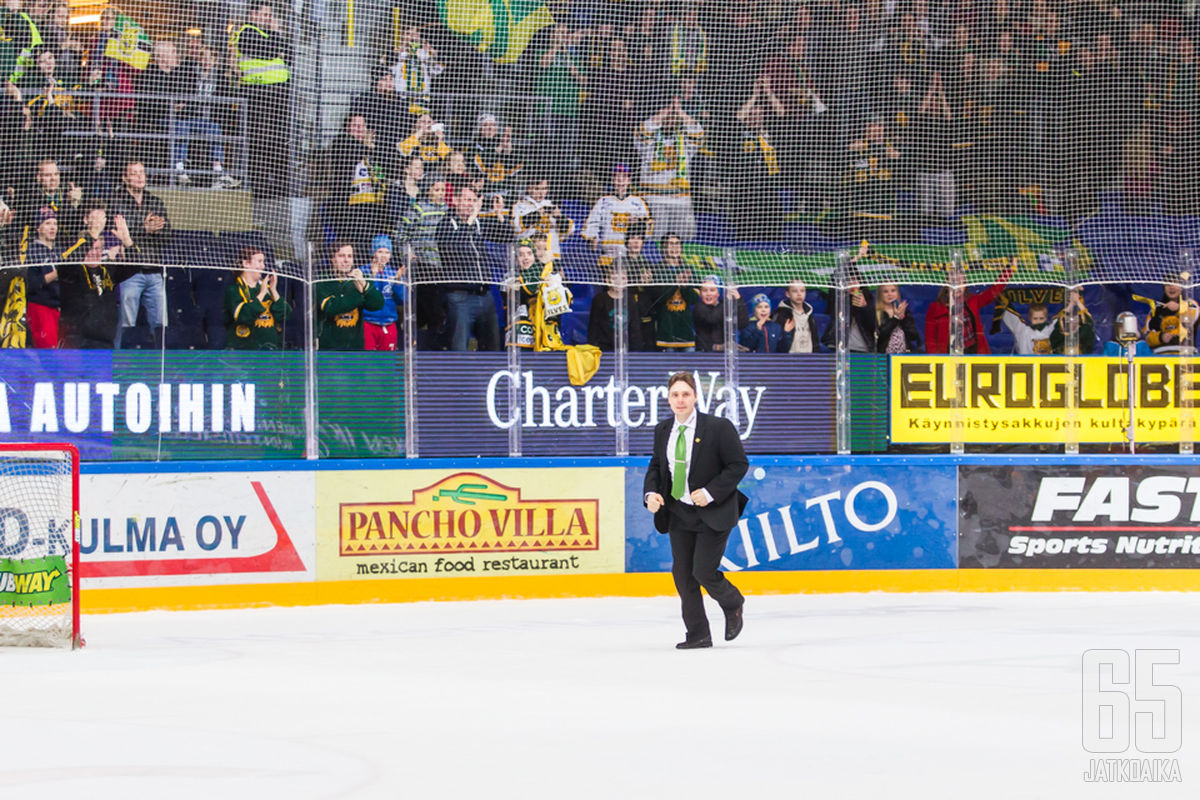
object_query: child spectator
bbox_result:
[739,292,785,353]
[175,45,239,188]
[875,283,922,353]
[1049,289,1096,355]
[777,279,821,354]
[1002,301,1055,354]
[517,231,573,351]
[22,204,60,347]
[361,234,405,352]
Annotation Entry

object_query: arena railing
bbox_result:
[60,90,250,188]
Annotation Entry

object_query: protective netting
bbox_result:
[0,446,77,648]
[0,1,1197,356]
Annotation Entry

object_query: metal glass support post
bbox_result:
[506,248,522,457]
[1125,339,1138,455]
[613,253,629,456]
[723,249,740,428]
[1180,251,1195,455]
[304,241,318,460]
[402,244,418,458]
[949,248,965,455]
[835,250,851,454]
[1063,251,1081,455]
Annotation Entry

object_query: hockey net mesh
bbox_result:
[0,447,77,648]
[0,2,1195,350]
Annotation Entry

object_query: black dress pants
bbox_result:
[667,503,743,637]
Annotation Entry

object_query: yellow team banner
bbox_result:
[891,356,1200,444]
[316,468,625,580]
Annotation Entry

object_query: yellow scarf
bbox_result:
[0,275,28,348]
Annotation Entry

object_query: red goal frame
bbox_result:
[0,442,82,649]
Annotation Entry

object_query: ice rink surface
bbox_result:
[2,592,1199,799]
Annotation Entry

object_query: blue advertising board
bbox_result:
[625,461,958,572]
[0,350,403,461]
[414,352,836,456]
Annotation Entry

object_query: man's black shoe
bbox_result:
[724,602,744,641]
[676,634,713,649]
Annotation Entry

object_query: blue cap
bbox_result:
[751,293,771,308]
[372,234,393,254]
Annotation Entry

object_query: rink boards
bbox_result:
[73,455,1200,613]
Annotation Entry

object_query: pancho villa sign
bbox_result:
[339,473,599,556]
[317,467,626,579]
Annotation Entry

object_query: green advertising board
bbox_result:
[0,556,72,606]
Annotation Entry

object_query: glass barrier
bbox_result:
[2,2,1198,459]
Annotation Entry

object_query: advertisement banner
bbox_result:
[316,468,625,580]
[892,356,1200,444]
[625,463,958,572]
[79,471,316,588]
[414,352,835,456]
[960,465,1200,568]
[0,556,71,606]
[0,351,403,460]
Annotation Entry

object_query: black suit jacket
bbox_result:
[643,411,750,534]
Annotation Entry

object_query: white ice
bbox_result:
[2,592,1199,799]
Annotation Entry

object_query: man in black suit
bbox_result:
[644,371,749,649]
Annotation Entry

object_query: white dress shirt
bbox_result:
[648,410,712,506]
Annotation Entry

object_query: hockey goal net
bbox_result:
[0,444,81,649]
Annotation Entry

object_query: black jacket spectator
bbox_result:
[433,213,509,294]
[875,310,922,352]
[820,287,877,352]
[587,287,644,351]
[108,185,172,272]
[58,230,136,347]
[693,296,748,352]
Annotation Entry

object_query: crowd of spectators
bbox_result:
[382,0,1200,237]
[1,1,1198,355]
[0,1,294,349]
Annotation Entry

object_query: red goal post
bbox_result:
[0,443,81,649]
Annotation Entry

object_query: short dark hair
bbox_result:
[239,246,265,266]
[329,240,354,257]
[667,371,696,393]
[83,197,107,214]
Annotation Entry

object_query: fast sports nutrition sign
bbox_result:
[891,356,1200,444]
[960,465,1200,568]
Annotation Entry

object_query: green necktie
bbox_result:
[671,424,688,500]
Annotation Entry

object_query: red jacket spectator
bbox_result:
[924,268,1012,354]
